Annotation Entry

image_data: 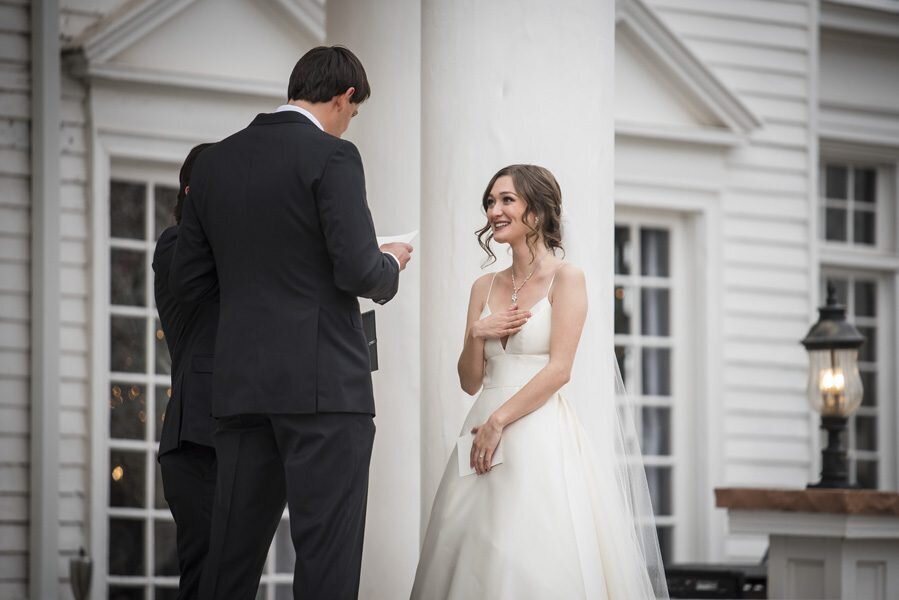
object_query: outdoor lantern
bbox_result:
[801,283,865,489]
[69,547,92,600]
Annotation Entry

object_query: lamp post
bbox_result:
[802,283,865,489]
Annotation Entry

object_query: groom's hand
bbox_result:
[380,242,413,271]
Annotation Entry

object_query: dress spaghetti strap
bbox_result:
[485,272,499,306]
[546,263,564,301]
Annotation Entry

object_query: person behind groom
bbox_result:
[153,142,217,599]
[170,46,413,599]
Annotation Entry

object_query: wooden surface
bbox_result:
[715,487,899,516]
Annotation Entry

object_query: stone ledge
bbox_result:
[715,487,899,516]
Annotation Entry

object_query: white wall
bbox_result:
[646,0,817,562]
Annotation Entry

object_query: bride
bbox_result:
[411,165,668,599]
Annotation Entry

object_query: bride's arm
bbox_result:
[472,265,587,472]
[457,275,492,395]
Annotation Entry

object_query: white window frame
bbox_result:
[819,268,896,490]
[615,207,697,564]
[104,162,180,596]
[817,141,899,491]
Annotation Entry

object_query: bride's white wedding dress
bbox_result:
[411,274,663,600]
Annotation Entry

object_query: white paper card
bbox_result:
[376,230,419,247]
[456,433,504,477]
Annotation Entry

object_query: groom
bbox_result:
[171,46,412,599]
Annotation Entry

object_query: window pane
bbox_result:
[857,326,876,363]
[110,181,146,239]
[155,588,179,600]
[640,228,670,277]
[110,249,146,306]
[641,406,671,456]
[641,288,670,337]
[111,316,146,373]
[109,449,146,508]
[109,382,146,440]
[825,165,848,200]
[615,226,631,275]
[853,210,876,245]
[276,585,293,600]
[109,586,144,600]
[156,319,171,375]
[855,416,878,452]
[155,185,178,239]
[656,526,673,567]
[825,207,847,241]
[108,518,145,575]
[857,460,878,489]
[854,281,877,317]
[154,519,180,576]
[854,167,876,203]
[615,346,631,390]
[860,370,876,407]
[642,347,671,396]
[275,518,295,573]
[645,466,672,515]
[614,287,631,334]
[156,385,171,442]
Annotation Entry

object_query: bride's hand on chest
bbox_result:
[472,305,531,340]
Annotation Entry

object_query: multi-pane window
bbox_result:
[821,272,882,489]
[821,163,878,246]
[107,178,180,599]
[105,174,294,598]
[615,221,678,564]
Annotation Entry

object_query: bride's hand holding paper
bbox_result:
[469,417,504,475]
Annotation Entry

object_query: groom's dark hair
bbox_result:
[175,142,214,225]
[287,46,371,105]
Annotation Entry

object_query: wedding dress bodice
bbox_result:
[482,297,552,390]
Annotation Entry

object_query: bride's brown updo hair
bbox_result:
[476,164,564,266]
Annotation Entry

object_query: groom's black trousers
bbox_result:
[159,441,217,600]
[199,413,376,600]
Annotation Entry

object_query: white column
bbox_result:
[327,2,422,599]
[420,0,617,525]
[30,0,61,597]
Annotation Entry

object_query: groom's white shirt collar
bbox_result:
[273,104,402,272]
[276,104,324,131]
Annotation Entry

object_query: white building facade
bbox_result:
[2,0,898,598]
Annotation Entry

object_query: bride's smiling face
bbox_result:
[486,176,533,245]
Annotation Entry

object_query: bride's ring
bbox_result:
[478,453,485,459]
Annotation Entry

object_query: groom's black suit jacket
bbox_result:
[170,111,399,417]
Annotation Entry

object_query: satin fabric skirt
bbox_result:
[411,384,610,600]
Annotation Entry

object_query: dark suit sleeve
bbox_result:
[316,141,400,304]
[170,159,219,304]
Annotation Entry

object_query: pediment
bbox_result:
[69,0,324,96]
[615,0,761,145]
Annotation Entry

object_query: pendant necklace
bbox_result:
[510,252,548,304]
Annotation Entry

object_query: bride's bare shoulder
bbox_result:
[555,262,585,284]
[549,262,586,302]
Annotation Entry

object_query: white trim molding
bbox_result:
[68,60,284,100]
[71,0,198,64]
[30,0,61,595]
[270,0,326,42]
[616,121,744,148]
[616,0,763,137]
